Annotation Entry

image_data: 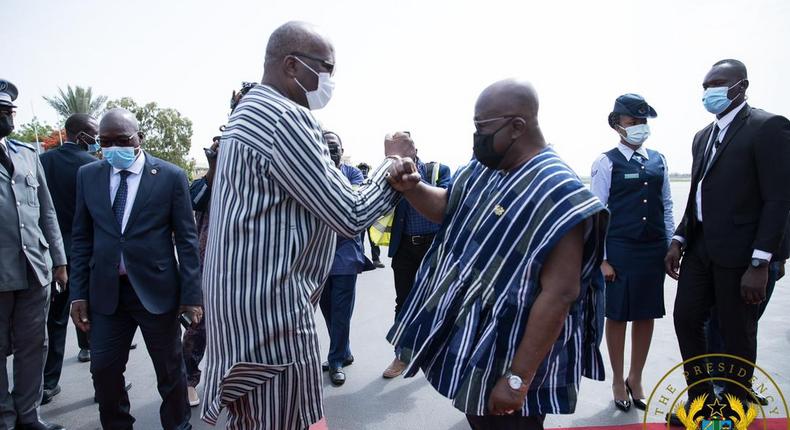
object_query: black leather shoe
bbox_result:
[16,419,65,430]
[372,260,385,268]
[95,382,132,403]
[321,356,354,372]
[614,399,631,412]
[329,368,346,386]
[41,385,61,405]
[626,379,647,411]
[77,348,90,362]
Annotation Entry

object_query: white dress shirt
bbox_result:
[590,143,675,259]
[672,102,771,261]
[110,150,146,274]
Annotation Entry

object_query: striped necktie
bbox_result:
[112,170,131,228]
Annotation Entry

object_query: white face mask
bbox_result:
[293,57,335,110]
[618,123,651,146]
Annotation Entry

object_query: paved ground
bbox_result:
[33,252,789,430]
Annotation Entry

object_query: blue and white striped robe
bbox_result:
[388,148,609,416]
[201,84,398,429]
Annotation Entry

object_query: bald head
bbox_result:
[264,21,333,70]
[99,108,141,149]
[101,108,138,132]
[475,79,540,122]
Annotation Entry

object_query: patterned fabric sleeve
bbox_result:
[270,107,399,238]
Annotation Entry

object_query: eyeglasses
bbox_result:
[473,115,521,131]
[289,52,335,76]
[96,132,138,147]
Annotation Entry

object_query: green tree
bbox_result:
[43,85,108,118]
[8,118,56,144]
[106,97,195,177]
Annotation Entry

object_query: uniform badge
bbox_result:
[493,205,505,216]
[151,168,158,175]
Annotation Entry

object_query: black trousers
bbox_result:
[362,229,381,261]
[43,264,90,390]
[91,276,190,430]
[466,414,545,430]
[391,236,433,317]
[673,229,760,401]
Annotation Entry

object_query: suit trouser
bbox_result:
[673,229,760,401]
[91,276,190,430]
[43,264,90,391]
[391,237,433,317]
[705,262,779,360]
[466,414,545,430]
[0,265,50,429]
[181,315,205,388]
[319,274,357,369]
[362,230,380,262]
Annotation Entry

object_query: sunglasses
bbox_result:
[96,132,138,147]
[289,52,335,76]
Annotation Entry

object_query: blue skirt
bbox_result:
[605,238,667,321]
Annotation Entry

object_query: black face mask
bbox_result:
[328,142,341,167]
[473,118,516,169]
[0,115,14,138]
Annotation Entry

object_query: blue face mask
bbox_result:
[618,123,651,146]
[702,79,744,114]
[88,143,100,153]
[103,146,138,170]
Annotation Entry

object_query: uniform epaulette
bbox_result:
[6,139,36,152]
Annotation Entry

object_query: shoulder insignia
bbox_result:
[7,139,36,152]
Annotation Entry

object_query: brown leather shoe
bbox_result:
[382,358,407,379]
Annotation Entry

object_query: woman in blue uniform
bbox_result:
[590,94,674,412]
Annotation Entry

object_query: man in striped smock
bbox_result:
[200,22,416,429]
[386,79,609,430]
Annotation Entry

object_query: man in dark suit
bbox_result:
[665,59,790,411]
[381,132,452,379]
[69,108,203,429]
[39,113,98,404]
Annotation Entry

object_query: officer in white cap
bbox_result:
[0,79,68,430]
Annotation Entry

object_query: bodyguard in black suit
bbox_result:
[665,59,790,407]
[69,108,203,429]
[39,113,97,404]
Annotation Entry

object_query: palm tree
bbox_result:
[43,85,108,118]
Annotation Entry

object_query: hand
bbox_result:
[70,301,91,332]
[178,305,203,327]
[601,260,616,283]
[741,266,768,305]
[386,157,421,192]
[384,132,416,160]
[488,376,528,415]
[664,240,683,280]
[53,265,68,291]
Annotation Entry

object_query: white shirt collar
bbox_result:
[111,149,146,175]
[715,101,747,130]
[617,142,649,160]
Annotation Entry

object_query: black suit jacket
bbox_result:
[69,153,202,315]
[676,105,790,267]
[39,143,97,258]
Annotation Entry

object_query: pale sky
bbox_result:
[4,0,789,174]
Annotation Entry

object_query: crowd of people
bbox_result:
[0,19,788,430]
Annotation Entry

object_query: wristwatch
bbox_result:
[751,258,770,268]
[505,371,527,391]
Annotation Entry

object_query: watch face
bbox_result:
[508,375,522,390]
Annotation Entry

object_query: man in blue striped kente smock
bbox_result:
[386,79,609,430]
